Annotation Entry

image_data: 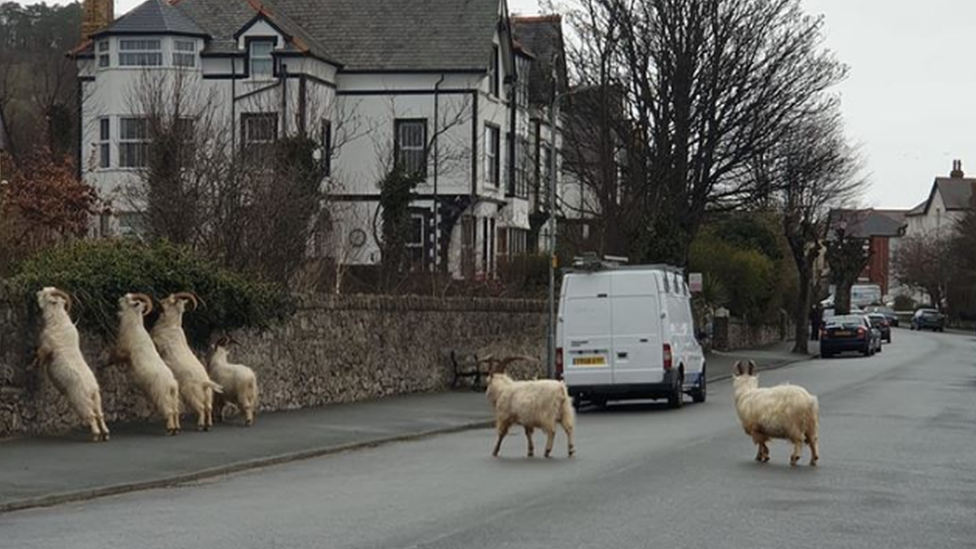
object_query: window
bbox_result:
[515,56,530,107]
[485,125,500,187]
[242,113,278,160]
[174,117,195,143]
[119,117,149,168]
[173,40,196,68]
[407,213,425,267]
[249,39,274,77]
[97,40,110,68]
[118,212,146,238]
[394,119,427,177]
[119,39,162,67]
[98,118,110,168]
[505,133,512,194]
[489,45,500,97]
[515,137,530,198]
[321,119,332,176]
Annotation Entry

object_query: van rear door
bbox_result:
[561,273,613,387]
[610,271,664,385]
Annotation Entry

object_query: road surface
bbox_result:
[2,329,974,549]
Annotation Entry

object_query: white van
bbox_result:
[556,261,706,409]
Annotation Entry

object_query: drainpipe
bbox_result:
[433,73,445,272]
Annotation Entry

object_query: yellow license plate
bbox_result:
[573,356,607,367]
[834,331,851,337]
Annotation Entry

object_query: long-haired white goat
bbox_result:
[732,360,819,466]
[152,292,222,431]
[208,337,259,426]
[112,293,182,435]
[31,287,110,442]
[484,356,575,458]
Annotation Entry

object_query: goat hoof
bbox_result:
[245,420,253,427]
[527,452,534,458]
[102,434,111,442]
[91,435,101,443]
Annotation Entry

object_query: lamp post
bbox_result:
[546,86,580,379]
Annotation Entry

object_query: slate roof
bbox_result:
[93,0,207,38]
[933,177,976,211]
[828,209,908,238]
[512,15,567,104]
[168,0,502,71]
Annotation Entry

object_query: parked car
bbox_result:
[557,260,705,409]
[820,315,882,358]
[867,313,892,343]
[911,309,946,332]
[866,305,899,327]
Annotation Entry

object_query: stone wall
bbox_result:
[712,313,792,352]
[0,292,546,437]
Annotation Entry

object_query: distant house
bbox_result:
[71,0,566,279]
[827,208,908,298]
[905,160,976,239]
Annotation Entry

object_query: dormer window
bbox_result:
[489,45,500,97]
[97,40,110,68]
[119,39,162,66]
[249,39,275,77]
[173,40,196,68]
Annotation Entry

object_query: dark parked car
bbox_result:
[821,315,882,358]
[867,313,892,343]
[911,309,945,332]
[866,305,899,327]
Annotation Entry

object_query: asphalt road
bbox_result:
[2,330,974,549]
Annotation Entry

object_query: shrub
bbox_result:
[7,239,294,347]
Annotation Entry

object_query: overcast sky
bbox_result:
[23,0,976,210]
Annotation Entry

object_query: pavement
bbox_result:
[0,340,815,514]
[2,329,972,549]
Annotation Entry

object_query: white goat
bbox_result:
[31,287,110,442]
[112,293,182,435]
[732,360,819,466]
[208,337,259,426]
[152,292,222,431]
[484,356,576,458]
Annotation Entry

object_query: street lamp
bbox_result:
[545,84,582,379]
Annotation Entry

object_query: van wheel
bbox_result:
[572,394,582,411]
[668,373,684,409]
[690,368,706,404]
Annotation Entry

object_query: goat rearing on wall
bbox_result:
[732,360,819,466]
[484,356,576,459]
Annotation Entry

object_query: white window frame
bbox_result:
[118,39,162,67]
[173,39,196,68]
[394,119,427,177]
[249,39,275,78]
[407,213,425,266]
[485,124,500,187]
[119,117,149,168]
[98,117,111,168]
[97,40,110,68]
[242,112,278,160]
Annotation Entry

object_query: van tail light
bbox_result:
[555,347,564,379]
[663,344,673,371]
[857,327,865,337]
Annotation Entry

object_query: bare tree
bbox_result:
[562,0,847,266]
[894,233,954,311]
[751,106,864,353]
[121,69,363,286]
[825,225,870,315]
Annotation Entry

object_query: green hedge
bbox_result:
[6,239,294,347]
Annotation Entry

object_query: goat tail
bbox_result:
[206,380,224,394]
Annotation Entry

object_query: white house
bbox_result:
[904,160,975,240]
[72,0,567,279]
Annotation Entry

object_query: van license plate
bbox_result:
[573,356,606,367]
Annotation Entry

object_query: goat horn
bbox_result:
[215,336,230,347]
[132,293,154,316]
[733,361,743,376]
[747,360,757,376]
[173,292,199,311]
[492,355,539,374]
[49,288,73,314]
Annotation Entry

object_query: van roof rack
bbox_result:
[569,253,684,274]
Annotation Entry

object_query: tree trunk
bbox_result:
[792,265,812,354]
[835,279,853,315]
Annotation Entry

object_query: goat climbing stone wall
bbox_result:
[0,291,546,437]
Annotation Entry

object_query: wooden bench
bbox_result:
[451,350,487,390]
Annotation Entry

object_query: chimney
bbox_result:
[950,159,965,179]
[82,0,114,40]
